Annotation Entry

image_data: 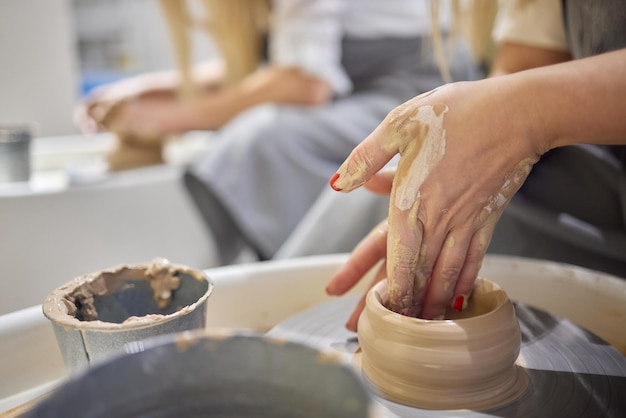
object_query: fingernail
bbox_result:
[453,295,464,312]
[329,173,342,191]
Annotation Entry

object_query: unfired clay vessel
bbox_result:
[357,277,528,410]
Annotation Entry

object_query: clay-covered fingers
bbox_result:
[330,122,398,193]
[385,203,426,316]
[451,224,499,305]
[326,219,388,296]
[329,90,443,194]
[378,99,452,316]
[363,167,396,195]
[420,215,501,319]
[422,160,535,317]
[420,229,473,319]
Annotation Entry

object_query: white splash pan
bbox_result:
[1,254,624,414]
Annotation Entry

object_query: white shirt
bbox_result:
[269,0,444,96]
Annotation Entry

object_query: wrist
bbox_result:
[506,70,557,157]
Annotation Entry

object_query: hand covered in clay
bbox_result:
[328,78,545,321]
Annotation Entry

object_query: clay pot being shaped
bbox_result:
[357,277,528,410]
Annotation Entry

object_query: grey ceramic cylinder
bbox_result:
[42,259,214,374]
[0,124,31,183]
[25,331,374,418]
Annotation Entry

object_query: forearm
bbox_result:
[510,48,626,154]
[175,84,267,131]
[175,66,330,131]
[104,65,329,135]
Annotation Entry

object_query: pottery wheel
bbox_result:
[267,296,626,418]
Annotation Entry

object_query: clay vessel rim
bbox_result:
[42,262,213,330]
[368,278,509,324]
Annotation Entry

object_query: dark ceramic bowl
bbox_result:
[25,331,373,418]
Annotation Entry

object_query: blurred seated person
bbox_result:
[75,0,482,264]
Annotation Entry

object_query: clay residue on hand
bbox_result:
[388,103,448,211]
[478,157,536,225]
[384,103,449,316]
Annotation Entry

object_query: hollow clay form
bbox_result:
[357,277,528,410]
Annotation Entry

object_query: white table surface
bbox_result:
[1,254,625,415]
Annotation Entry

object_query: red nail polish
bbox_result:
[453,295,464,312]
[329,173,342,191]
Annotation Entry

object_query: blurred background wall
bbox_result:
[0,0,78,136]
[0,0,216,137]
[0,0,222,314]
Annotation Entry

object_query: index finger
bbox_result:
[384,102,450,316]
[329,89,442,193]
[329,120,398,193]
[363,167,396,195]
